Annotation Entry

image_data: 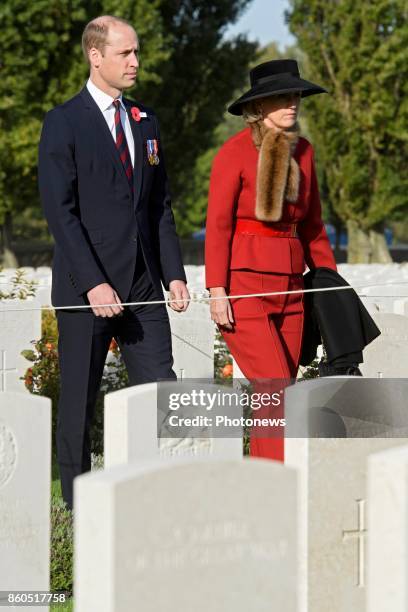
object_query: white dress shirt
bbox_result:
[86,78,135,167]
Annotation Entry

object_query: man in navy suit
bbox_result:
[38,15,190,510]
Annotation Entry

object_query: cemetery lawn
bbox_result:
[50,600,73,611]
[51,458,74,610]
[51,458,62,498]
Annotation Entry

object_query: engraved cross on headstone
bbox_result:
[342,498,367,588]
[0,350,17,392]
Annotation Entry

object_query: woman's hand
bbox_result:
[209,287,234,330]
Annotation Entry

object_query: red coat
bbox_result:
[205,127,337,288]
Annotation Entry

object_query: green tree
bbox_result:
[0,0,166,262]
[139,0,257,235]
[286,0,408,262]
[0,1,85,264]
[181,111,243,235]
[0,0,256,260]
[182,41,289,235]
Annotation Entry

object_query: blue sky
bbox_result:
[226,0,295,50]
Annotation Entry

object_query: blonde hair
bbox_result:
[81,15,135,64]
[242,99,265,148]
[242,100,263,125]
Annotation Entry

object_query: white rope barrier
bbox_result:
[0,279,408,313]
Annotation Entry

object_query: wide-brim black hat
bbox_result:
[228,59,327,116]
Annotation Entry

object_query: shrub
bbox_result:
[22,335,59,445]
[214,329,232,382]
[50,495,73,595]
[0,267,37,300]
[298,358,320,380]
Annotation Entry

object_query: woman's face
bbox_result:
[258,92,301,131]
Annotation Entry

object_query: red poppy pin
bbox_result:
[131,106,147,122]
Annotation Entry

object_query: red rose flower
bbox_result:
[222,363,233,378]
[131,106,141,122]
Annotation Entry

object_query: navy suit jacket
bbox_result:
[38,85,186,308]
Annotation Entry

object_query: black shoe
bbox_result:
[344,365,363,376]
[318,360,363,377]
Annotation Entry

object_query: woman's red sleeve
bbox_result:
[297,147,337,271]
[205,143,241,288]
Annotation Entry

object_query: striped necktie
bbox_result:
[113,99,133,189]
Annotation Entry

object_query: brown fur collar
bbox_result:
[251,122,300,222]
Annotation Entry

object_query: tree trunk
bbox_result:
[0,213,18,268]
[346,220,392,263]
[369,226,393,263]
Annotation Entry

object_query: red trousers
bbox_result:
[220,271,305,462]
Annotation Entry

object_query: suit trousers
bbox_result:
[56,250,175,509]
[220,271,305,462]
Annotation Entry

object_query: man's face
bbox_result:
[91,23,139,91]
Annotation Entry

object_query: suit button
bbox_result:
[133,236,137,242]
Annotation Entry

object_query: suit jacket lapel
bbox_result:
[79,87,131,193]
[124,98,143,207]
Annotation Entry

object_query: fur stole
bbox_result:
[251,122,300,222]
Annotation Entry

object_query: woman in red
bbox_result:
[205,59,337,461]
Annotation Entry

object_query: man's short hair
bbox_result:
[81,15,135,63]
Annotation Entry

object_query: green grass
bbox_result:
[50,599,73,611]
[51,457,73,610]
[51,455,61,495]
[51,476,62,499]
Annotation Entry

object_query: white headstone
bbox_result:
[393,298,408,316]
[184,265,205,292]
[284,378,408,612]
[0,303,42,392]
[337,263,408,316]
[358,284,408,314]
[74,458,299,612]
[367,444,408,612]
[0,392,51,610]
[34,267,52,277]
[104,383,243,468]
[361,313,408,377]
[32,287,52,307]
[168,303,214,379]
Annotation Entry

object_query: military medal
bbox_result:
[147,139,159,165]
